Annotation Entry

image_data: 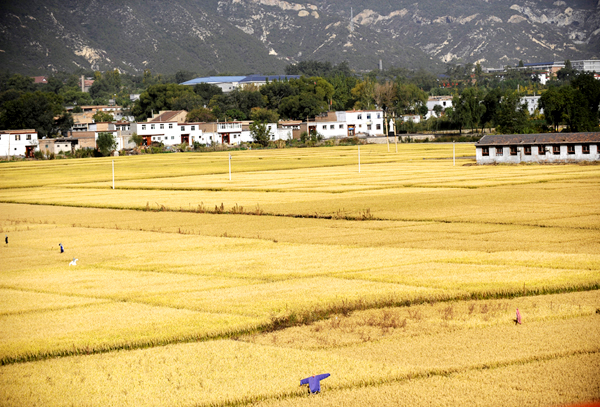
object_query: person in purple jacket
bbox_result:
[300,373,330,394]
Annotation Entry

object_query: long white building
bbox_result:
[476,133,600,164]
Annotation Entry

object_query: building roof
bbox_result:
[32,76,47,83]
[0,129,37,134]
[477,133,600,146]
[181,76,246,86]
[181,75,300,86]
[148,111,187,122]
[239,75,300,82]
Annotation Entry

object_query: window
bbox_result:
[322,125,327,130]
[359,124,362,128]
[171,136,174,140]
[367,124,372,130]
[524,146,531,155]
[538,145,545,155]
[15,135,20,141]
[443,102,447,106]
[26,135,31,140]
[567,145,575,155]
[169,124,173,129]
[376,124,381,130]
[151,124,155,130]
[181,126,185,131]
[339,124,344,129]
[510,146,517,156]
[330,125,334,129]
[553,145,560,155]
[191,126,195,131]
[367,114,371,119]
[377,113,381,118]
[582,144,590,154]
[496,147,503,156]
[142,125,146,130]
[357,114,362,120]
[160,124,164,129]
[482,147,489,156]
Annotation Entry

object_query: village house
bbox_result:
[476,133,600,164]
[0,130,39,157]
[521,95,543,115]
[311,110,385,138]
[425,96,453,119]
[38,138,77,155]
[31,76,48,84]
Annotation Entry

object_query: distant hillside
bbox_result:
[0,0,598,76]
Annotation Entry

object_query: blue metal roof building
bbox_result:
[181,75,301,91]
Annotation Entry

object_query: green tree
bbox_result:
[171,93,204,111]
[394,83,427,115]
[97,132,117,156]
[6,74,35,92]
[249,121,270,147]
[496,91,529,134]
[328,74,358,111]
[175,70,196,84]
[55,112,74,136]
[130,133,143,147]
[58,88,93,106]
[224,108,246,120]
[452,87,486,133]
[539,86,565,132]
[187,107,216,123]
[556,60,575,83]
[260,80,298,111]
[351,78,376,110]
[571,72,600,129]
[93,111,114,122]
[250,107,279,123]
[0,91,66,137]
[193,83,223,103]
[480,88,503,133]
[132,84,194,121]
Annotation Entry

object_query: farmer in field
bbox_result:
[515,308,522,325]
[59,243,64,253]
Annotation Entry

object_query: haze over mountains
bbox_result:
[1,0,598,76]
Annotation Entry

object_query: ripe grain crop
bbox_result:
[245,353,600,407]
[1,292,597,407]
[1,145,599,406]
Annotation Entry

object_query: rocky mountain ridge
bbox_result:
[0,0,598,75]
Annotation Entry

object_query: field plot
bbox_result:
[0,144,599,407]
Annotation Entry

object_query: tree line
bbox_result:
[1,60,598,139]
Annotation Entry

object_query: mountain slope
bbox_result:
[0,0,598,76]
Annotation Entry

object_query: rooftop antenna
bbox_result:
[350,7,354,32]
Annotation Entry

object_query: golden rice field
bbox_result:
[0,143,599,407]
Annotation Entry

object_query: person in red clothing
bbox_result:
[515,308,522,325]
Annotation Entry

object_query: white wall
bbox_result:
[476,144,599,164]
[0,132,38,156]
[339,111,384,136]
